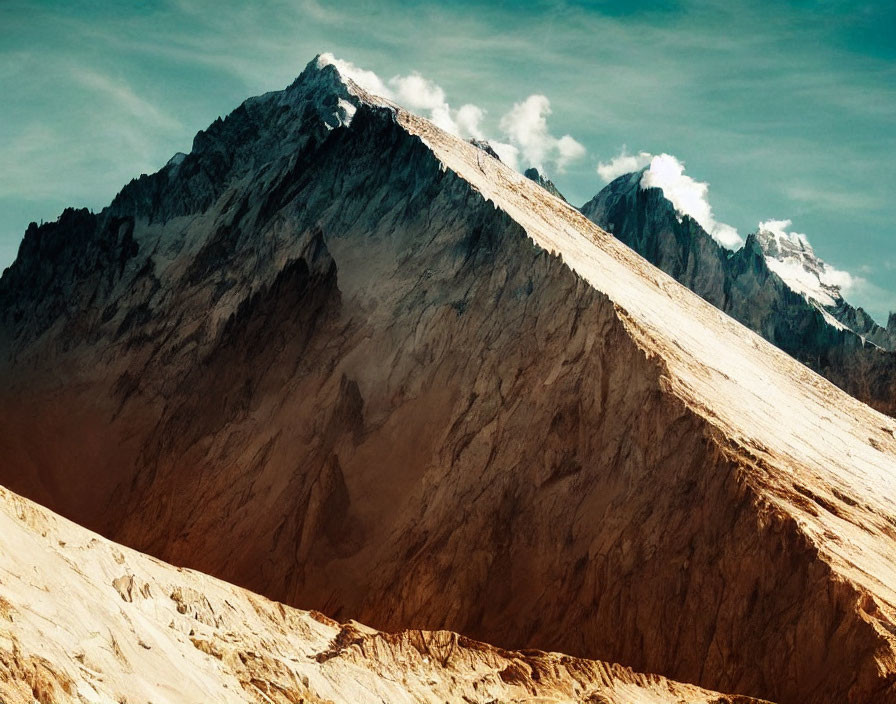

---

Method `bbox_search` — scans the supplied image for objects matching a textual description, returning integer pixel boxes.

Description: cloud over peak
[597,148,652,183]
[316,53,390,97]
[757,219,811,249]
[597,147,741,249]
[318,53,584,176]
[640,152,743,250]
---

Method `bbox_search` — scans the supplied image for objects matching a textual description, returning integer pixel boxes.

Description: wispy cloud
[71,68,182,132]
[784,184,885,212]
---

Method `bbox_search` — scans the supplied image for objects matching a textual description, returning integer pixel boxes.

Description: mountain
[581,170,896,416]
[2,54,896,704]
[0,483,766,704]
[524,166,567,201]
[756,223,896,349]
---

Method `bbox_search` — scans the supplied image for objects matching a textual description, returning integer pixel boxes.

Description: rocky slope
[1,55,896,704]
[581,171,896,416]
[0,484,764,704]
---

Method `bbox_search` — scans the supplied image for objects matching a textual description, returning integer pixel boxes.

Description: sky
[2,0,895,321]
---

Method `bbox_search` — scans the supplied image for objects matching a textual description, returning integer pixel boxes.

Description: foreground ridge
[0,484,764,704]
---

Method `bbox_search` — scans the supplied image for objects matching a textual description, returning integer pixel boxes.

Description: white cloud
[318,56,491,141]
[641,153,743,249]
[489,141,520,172]
[317,55,584,176]
[498,95,585,173]
[557,134,587,168]
[316,53,392,97]
[597,147,652,182]
[455,104,486,140]
[388,72,445,111]
[387,72,463,135]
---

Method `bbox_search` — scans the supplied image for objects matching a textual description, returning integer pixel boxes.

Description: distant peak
[756,221,814,259]
[755,220,845,307]
[524,167,567,202]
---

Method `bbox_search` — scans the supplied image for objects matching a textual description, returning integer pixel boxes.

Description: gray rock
[581,171,896,416]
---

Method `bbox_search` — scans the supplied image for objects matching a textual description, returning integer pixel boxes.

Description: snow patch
[337,98,357,126]
[757,219,854,308]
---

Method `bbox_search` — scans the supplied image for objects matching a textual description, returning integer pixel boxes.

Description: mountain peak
[524,167,567,202]
[278,54,369,128]
[4,52,896,704]
[755,221,844,307]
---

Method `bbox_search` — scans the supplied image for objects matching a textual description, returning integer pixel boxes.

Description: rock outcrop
[525,166,568,201]
[581,171,896,416]
[1,55,896,704]
[0,484,765,704]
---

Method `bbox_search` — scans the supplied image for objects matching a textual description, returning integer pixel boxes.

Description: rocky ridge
[1,55,895,704]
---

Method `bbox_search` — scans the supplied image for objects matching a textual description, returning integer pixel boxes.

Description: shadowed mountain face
[2,56,896,704]
[581,172,896,417]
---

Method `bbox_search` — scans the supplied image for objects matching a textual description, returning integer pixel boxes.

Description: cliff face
[581,172,896,416]
[0,484,765,704]
[1,56,896,704]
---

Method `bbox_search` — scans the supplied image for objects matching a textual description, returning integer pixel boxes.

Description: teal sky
[2,0,895,320]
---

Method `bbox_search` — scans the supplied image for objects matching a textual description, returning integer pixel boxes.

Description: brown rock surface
[0,484,765,704]
[1,58,896,703]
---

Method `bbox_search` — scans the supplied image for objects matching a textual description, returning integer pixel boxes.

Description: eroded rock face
[1,56,896,704]
[0,485,765,704]
[581,172,896,416]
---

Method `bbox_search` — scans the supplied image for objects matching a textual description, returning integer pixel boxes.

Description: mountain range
[577,169,896,417]
[1,54,895,704]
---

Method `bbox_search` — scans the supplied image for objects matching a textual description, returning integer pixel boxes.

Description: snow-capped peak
[277,54,382,131]
[315,53,388,98]
[756,219,848,307]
